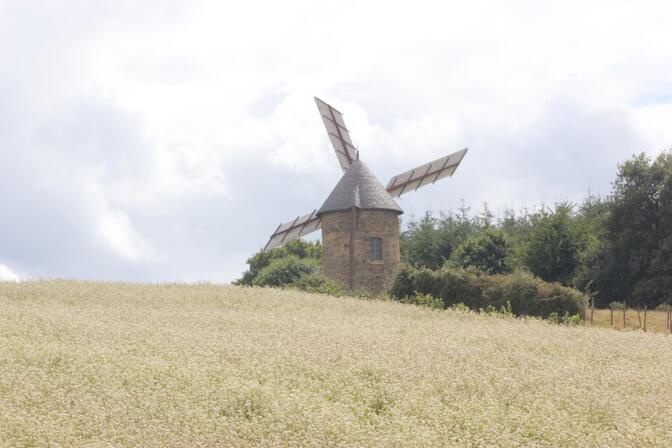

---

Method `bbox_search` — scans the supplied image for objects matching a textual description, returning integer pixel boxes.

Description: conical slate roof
[317,160,403,216]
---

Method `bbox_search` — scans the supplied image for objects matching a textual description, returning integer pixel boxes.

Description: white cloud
[631,104,672,154]
[1,0,672,281]
[0,264,20,282]
[83,180,153,264]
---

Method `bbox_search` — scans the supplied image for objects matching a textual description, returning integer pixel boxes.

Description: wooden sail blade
[385,148,468,198]
[315,97,359,172]
[263,210,322,251]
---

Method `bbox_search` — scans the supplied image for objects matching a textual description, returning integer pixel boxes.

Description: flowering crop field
[1,281,671,447]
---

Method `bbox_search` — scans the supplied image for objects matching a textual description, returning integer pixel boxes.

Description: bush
[548,311,583,326]
[434,267,501,310]
[490,271,586,318]
[252,256,319,287]
[289,273,343,296]
[237,240,322,286]
[402,293,444,310]
[389,266,587,319]
[389,264,417,299]
[449,302,470,312]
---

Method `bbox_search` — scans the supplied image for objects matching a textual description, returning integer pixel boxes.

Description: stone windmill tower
[264,98,468,293]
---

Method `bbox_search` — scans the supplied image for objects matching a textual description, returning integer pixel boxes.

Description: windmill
[263,97,468,293]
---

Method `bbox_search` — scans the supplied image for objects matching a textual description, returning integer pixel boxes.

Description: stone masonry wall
[321,209,401,294]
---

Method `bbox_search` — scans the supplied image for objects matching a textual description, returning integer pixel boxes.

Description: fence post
[610,308,613,328]
[623,302,626,330]
[643,306,647,332]
[637,307,642,329]
[590,295,594,325]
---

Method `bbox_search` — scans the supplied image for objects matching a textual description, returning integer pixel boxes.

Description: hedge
[390,265,586,318]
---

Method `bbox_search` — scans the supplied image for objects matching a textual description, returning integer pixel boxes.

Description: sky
[1,0,672,282]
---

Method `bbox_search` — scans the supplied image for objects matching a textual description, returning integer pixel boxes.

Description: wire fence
[586,303,672,334]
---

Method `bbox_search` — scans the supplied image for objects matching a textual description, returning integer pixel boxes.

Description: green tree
[400,207,476,269]
[400,212,444,269]
[524,203,581,285]
[572,194,610,292]
[500,207,534,269]
[237,240,322,285]
[476,202,494,229]
[582,151,672,306]
[252,256,320,287]
[447,228,513,274]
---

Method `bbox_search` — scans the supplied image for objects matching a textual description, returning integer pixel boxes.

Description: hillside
[1,281,671,447]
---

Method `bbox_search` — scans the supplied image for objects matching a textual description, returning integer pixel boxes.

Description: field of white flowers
[1,281,671,447]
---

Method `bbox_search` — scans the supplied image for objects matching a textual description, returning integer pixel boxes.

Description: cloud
[1,0,671,282]
[0,264,20,282]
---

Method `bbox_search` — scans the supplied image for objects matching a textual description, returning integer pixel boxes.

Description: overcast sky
[1,0,672,282]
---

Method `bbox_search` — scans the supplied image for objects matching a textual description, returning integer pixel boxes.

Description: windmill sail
[385,148,468,198]
[315,97,358,172]
[264,210,322,251]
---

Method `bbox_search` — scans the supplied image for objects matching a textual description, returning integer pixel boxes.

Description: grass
[587,308,671,334]
[1,280,671,447]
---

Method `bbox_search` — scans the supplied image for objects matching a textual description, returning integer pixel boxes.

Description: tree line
[401,151,672,308]
[238,151,672,310]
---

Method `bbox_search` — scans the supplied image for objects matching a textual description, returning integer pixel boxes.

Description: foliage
[390,266,586,319]
[401,292,444,310]
[400,206,474,270]
[449,302,470,312]
[398,151,672,308]
[399,212,446,270]
[289,273,343,296]
[547,311,583,326]
[251,256,319,287]
[488,270,587,318]
[484,300,513,317]
[524,203,582,285]
[655,303,671,311]
[239,152,672,309]
[447,228,514,274]
[237,240,322,286]
[580,151,672,307]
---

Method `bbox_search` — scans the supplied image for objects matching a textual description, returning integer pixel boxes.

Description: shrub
[411,268,442,298]
[609,301,626,311]
[490,271,586,318]
[406,266,500,310]
[434,267,501,310]
[403,293,444,310]
[449,302,470,312]
[252,256,319,287]
[389,264,417,299]
[289,273,343,296]
[237,240,322,285]
[548,311,583,326]
[389,266,587,319]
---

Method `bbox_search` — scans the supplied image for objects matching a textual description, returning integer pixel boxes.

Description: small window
[368,237,382,261]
